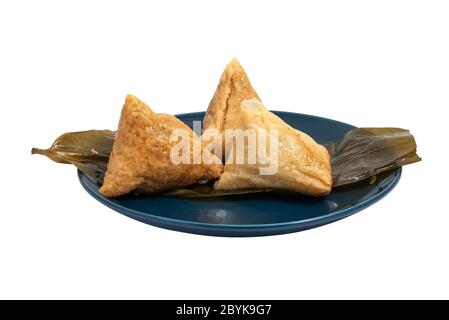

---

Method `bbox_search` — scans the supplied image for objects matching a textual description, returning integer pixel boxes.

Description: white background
[1,1,448,299]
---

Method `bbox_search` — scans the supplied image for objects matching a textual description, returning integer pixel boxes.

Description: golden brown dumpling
[214,98,332,196]
[203,58,260,137]
[99,95,222,197]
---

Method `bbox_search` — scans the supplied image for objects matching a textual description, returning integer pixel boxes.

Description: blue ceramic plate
[78,111,401,237]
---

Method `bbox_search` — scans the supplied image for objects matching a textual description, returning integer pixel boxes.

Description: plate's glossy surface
[78,111,401,237]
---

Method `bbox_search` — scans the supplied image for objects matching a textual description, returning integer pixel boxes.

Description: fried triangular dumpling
[214,98,332,196]
[203,58,260,135]
[99,95,222,197]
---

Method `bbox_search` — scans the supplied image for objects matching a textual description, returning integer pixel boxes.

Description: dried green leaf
[31,130,115,184]
[325,128,421,187]
[164,183,273,198]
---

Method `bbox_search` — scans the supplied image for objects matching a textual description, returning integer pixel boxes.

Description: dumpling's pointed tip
[125,94,139,105]
[226,58,244,71]
[229,57,241,65]
[222,58,254,86]
[122,94,154,114]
